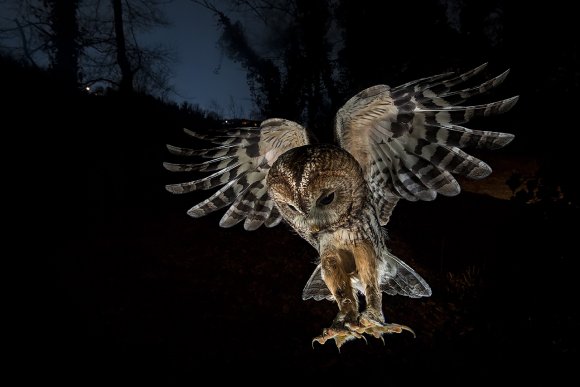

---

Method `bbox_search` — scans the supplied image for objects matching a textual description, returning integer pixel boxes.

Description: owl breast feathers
[164,63,517,348]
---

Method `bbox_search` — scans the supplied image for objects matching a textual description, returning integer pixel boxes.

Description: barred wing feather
[165,118,310,230]
[335,63,517,225]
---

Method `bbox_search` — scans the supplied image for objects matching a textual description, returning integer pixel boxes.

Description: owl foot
[348,314,416,344]
[312,327,366,351]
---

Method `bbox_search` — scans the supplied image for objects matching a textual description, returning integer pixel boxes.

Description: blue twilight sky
[0,0,253,116]
[150,1,253,117]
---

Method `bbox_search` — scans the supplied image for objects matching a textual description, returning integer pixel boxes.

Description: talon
[335,336,348,350]
[383,323,414,337]
[400,324,416,338]
[313,313,415,349]
[312,332,332,348]
[311,326,365,350]
[352,318,417,344]
[380,323,416,338]
[312,336,326,349]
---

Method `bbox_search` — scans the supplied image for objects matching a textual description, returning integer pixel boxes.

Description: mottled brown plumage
[164,63,518,349]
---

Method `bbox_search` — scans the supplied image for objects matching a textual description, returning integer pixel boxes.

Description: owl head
[267,144,368,234]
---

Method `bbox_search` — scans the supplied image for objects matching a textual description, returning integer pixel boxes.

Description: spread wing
[164,118,310,230]
[335,63,518,225]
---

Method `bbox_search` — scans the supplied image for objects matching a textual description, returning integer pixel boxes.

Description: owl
[164,63,517,349]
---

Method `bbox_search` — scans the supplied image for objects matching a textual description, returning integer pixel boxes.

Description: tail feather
[302,249,431,302]
[380,250,432,298]
[302,264,334,301]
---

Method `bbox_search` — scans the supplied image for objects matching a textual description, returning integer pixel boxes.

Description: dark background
[5,0,577,383]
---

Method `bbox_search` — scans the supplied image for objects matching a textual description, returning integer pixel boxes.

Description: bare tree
[195,0,338,133]
[79,0,174,96]
[112,0,134,93]
[46,0,80,91]
[79,0,173,95]
[0,0,80,91]
[0,1,48,65]
[226,94,245,118]
[0,0,173,96]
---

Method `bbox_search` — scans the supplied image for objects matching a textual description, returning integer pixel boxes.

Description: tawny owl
[164,63,517,349]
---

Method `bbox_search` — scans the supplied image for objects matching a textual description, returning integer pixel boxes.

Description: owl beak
[310,224,320,233]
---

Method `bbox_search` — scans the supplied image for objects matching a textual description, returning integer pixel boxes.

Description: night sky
[0,0,253,114]
[148,0,253,115]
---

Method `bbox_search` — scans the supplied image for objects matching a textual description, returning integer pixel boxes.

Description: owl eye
[318,192,335,206]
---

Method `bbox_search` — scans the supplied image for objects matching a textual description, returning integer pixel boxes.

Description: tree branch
[82,77,120,87]
[14,18,38,67]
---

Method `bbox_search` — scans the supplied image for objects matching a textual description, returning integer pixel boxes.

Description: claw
[400,324,416,338]
[334,335,348,351]
[312,327,365,350]
[354,317,416,344]
[313,317,416,350]
[365,322,416,341]
[381,323,415,338]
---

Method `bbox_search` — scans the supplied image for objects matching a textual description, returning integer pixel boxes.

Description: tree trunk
[112,0,134,94]
[47,0,79,92]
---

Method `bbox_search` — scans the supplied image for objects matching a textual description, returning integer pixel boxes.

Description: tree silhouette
[0,0,173,96]
[196,0,337,137]
[198,0,460,140]
[112,0,135,94]
[46,0,80,92]
[81,0,173,95]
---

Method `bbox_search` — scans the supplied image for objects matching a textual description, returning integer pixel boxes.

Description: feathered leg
[353,242,383,320]
[351,242,415,342]
[312,249,364,349]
